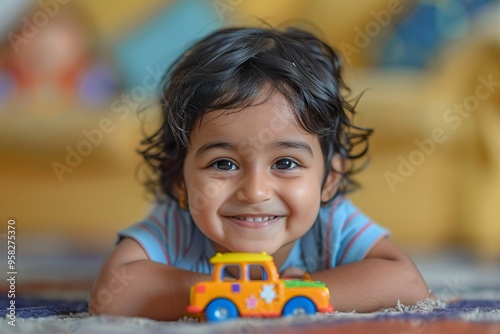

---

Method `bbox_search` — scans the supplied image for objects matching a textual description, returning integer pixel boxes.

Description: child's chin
[227,242,279,255]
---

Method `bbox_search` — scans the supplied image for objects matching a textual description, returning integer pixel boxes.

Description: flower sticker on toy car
[260,283,277,303]
[245,294,259,309]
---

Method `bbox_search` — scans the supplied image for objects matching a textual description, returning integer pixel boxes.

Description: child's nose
[236,167,273,204]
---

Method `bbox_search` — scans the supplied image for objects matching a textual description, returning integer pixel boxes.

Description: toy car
[186,252,334,321]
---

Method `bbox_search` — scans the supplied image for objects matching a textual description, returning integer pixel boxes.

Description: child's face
[182,92,332,256]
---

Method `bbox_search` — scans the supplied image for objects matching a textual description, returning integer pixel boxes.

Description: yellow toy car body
[186,252,334,321]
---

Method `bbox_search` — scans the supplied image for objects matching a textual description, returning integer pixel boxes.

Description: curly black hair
[139,26,372,204]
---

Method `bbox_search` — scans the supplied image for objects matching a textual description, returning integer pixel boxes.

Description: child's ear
[172,181,186,200]
[172,181,188,209]
[321,154,344,202]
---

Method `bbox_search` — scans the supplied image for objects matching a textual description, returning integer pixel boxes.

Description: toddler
[90,26,431,320]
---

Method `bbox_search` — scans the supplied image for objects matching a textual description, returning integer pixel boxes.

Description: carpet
[1,294,500,334]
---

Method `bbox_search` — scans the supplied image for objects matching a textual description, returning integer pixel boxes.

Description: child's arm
[89,238,211,321]
[305,238,432,312]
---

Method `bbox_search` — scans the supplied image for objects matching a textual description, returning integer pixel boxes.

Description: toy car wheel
[282,297,316,317]
[205,298,238,322]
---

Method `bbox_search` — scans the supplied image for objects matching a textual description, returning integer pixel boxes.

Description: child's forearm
[309,257,432,312]
[89,260,211,321]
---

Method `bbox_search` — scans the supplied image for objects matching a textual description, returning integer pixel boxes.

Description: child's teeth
[237,216,275,222]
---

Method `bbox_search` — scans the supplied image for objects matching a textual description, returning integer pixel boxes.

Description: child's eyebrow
[195,140,314,157]
[195,141,237,157]
[273,140,314,157]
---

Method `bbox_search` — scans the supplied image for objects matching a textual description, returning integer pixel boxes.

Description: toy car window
[221,265,241,281]
[248,265,268,280]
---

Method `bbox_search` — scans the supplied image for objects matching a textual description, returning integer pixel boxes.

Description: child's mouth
[233,215,278,222]
[227,215,282,228]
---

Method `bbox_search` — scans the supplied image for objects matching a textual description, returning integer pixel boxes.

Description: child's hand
[280,267,306,279]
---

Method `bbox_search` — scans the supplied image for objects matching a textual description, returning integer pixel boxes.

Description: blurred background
[1,0,499,294]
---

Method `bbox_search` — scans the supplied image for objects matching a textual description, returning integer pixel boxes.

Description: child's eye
[211,159,238,171]
[272,158,299,170]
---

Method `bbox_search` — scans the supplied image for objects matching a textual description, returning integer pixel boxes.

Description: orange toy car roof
[210,252,273,264]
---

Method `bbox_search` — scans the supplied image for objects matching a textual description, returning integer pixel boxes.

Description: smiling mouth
[226,215,283,228]
[233,216,278,222]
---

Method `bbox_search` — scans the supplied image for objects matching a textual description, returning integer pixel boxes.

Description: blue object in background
[114,0,223,94]
[78,63,119,108]
[0,72,15,106]
[379,0,496,68]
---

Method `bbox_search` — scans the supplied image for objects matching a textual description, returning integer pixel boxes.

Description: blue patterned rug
[0,296,88,318]
[1,295,499,320]
[1,295,499,334]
